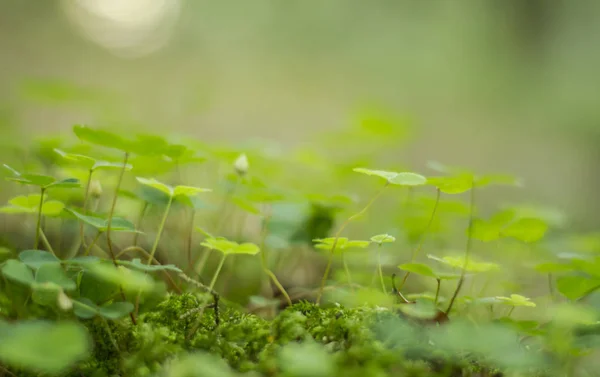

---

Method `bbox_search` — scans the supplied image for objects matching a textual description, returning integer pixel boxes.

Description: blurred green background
[1,0,599,229]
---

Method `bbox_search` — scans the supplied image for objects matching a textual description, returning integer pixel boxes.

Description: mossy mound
[38,293,534,377]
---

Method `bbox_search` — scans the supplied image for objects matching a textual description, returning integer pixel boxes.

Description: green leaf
[19,250,60,269]
[117,258,182,273]
[173,185,212,197]
[72,298,97,319]
[556,275,600,300]
[427,174,473,194]
[53,148,96,166]
[195,226,215,239]
[45,178,81,189]
[136,177,174,196]
[3,165,80,189]
[0,320,90,375]
[7,173,55,187]
[73,124,130,151]
[471,219,502,242]
[313,237,370,252]
[470,211,514,242]
[73,298,134,320]
[132,133,169,156]
[35,263,76,291]
[1,260,35,286]
[66,209,139,233]
[398,263,437,278]
[85,262,157,293]
[370,233,396,245]
[428,254,499,272]
[501,217,548,243]
[92,160,133,171]
[54,149,133,172]
[31,282,64,307]
[200,237,261,256]
[98,302,135,320]
[496,294,536,307]
[388,172,427,186]
[0,194,65,217]
[65,256,101,265]
[353,168,426,186]
[232,243,261,255]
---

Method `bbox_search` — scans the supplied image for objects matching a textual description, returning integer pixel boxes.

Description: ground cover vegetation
[0,117,599,377]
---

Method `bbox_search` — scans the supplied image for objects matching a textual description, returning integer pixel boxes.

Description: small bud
[57,290,73,311]
[90,179,103,198]
[233,153,249,176]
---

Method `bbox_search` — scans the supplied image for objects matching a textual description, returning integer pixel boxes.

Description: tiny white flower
[233,153,249,176]
[57,290,73,311]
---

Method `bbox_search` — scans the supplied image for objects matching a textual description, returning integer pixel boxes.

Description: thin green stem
[34,187,46,249]
[399,188,441,289]
[133,195,176,316]
[445,179,475,315]
[103,152,135,325]
[209,254,228,292]
[435,279,441,305]
[316,183,388,305]
[377,246,386,294]
[186,209,196,271]
[106,152,129,265]
[133,201,149,247]
[342,253,353,291]
[84,231,102,256]
[78,169,93,252]
[39,229,55,256]
[506,306,515,317]
[195,182,238,277]
[147,196,173,265]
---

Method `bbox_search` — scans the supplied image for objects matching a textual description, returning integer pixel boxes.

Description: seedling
[370,233,396,293]
[200,236,260,291]
[315,167,426,304]
[313,237,370,289]
[3,164,80,250]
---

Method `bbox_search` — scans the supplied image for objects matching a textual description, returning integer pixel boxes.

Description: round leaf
[1,260,35,286]
[98,302,135,320]
[35,263,77,291]
[370,234,396,244]
[117,258,182,273]
[427,174,473,194]
[136,177,174,197]
[495,294,536,308]
[73,124,130,151]
[501,218,548,243]
[173,185,212,197]
[398,263,438,279]
[19,250,60,269]
[353,168,397,181]
[556,276,600,301]
[0,320,90,375]
[388,172,427,186]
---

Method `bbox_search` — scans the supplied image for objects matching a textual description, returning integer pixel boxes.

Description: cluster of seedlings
[0,124,599,377]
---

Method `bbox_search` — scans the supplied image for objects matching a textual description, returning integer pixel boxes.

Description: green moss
[2,294,533,376]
